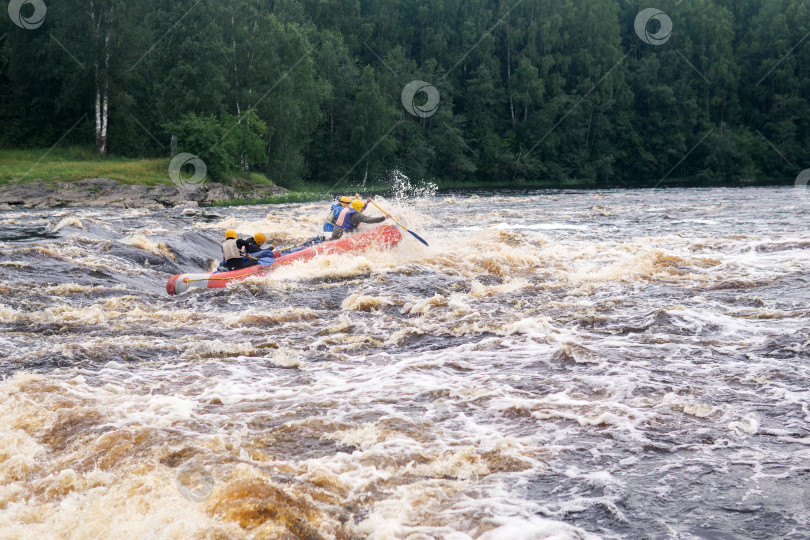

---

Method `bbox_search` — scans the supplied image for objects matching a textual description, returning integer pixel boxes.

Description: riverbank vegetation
[0,148,170,186]
[0,148,279,189]
[1,0,806,190]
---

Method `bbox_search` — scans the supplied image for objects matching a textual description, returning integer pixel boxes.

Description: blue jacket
[335,207,358,232]
[323,203,345,233]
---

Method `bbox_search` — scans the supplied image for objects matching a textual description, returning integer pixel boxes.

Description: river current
[0,187,808,539]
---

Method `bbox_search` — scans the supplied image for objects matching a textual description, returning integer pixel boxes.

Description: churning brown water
[0,187,808,539]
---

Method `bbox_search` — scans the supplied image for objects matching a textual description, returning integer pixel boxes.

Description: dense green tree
[165,110,267,180]
[345,65,399,184]
[1,0,806,186]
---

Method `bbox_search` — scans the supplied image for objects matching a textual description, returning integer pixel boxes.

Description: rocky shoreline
[0,178,289,209]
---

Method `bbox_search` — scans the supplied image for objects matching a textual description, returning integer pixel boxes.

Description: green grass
[210,191,328,206]
[248,172,274,185]
[0,146,173,186]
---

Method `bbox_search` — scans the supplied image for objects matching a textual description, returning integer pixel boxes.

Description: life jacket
[222,238,241,261]
[323,203,344,233]
[335,207,358,232]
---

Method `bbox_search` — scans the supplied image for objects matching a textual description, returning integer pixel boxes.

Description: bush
[164,111,267,182]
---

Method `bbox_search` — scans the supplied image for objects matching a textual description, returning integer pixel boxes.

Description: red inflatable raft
[166,224,402,295]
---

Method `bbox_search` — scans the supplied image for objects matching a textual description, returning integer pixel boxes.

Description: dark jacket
[240,237,268,254]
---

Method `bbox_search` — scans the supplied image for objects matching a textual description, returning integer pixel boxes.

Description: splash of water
[386,169,438,201]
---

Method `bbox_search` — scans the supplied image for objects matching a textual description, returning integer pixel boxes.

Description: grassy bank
[0,147,173,186]
[210,192,329,206]
[0,147,282,191]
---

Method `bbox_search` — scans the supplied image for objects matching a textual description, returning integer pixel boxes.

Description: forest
[2,0,808,189]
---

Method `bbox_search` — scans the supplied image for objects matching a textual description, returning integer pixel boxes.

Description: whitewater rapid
[0,187,808,539]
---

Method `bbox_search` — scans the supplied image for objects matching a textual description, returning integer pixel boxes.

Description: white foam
[460,222,590,231]
[478,515,598,540]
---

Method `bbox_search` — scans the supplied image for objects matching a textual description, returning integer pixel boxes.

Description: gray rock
[0,178,288,208]
[0,181,53,206]
[201,182,238,204]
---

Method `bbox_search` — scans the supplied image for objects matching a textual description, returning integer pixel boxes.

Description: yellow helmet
[225,229,237,239]
[351,199,364,212]
[254,232,267,245]
[339,196,351,205]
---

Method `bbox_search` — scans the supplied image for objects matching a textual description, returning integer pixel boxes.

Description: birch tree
[89,0,114,154]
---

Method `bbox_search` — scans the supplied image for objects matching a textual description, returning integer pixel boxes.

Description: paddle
[368,200,429,247]
[248,236,323,260]
[276,236,323,254]
[274,242,301,254]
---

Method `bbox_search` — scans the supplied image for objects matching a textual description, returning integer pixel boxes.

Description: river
[0,186,808,539]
